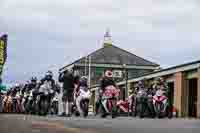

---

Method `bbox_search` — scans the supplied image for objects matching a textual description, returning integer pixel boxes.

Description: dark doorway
[122,87,126,100]
[168,82,174,105]
[119,86,125,100]
[167,82,174,116]
[188,78,197,118]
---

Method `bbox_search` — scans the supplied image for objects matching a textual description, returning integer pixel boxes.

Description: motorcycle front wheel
[155,103,162,118]
[0,96,3,113]
[139,103,145,118]
[111,99,117,119]
[83,100,89,117]
[99,101,107,118]
[52,101,58,115]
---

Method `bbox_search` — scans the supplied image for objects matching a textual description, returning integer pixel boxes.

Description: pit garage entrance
[188,78,197,118]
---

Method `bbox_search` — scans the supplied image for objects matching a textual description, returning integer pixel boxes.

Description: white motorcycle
[153,89,168,118]
[76,87,91,117]
[51,92,59,115]
[38,83,52,115]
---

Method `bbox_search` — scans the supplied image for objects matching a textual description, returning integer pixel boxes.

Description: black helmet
[45,71,53,77]
[31,77,37,82]
[80,76,88,86]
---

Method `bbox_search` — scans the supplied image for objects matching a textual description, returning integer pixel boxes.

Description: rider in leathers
[27,77,38,114]
[75,76,88,116]
[100,71,116,93]
[38,71,55,114]
[100,70,118,113]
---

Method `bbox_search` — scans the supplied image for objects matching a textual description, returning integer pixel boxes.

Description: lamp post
[123,64,128,100]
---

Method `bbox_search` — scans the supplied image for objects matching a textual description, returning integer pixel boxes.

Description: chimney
[103,29,112,47]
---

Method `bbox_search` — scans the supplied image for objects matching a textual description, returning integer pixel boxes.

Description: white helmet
[105,70,113,78]
[15,83,20,88]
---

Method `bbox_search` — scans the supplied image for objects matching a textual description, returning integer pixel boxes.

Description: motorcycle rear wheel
[99,103,107,118]
[111,100,117,119]
[139,103,145,118]
[83,102,89,117]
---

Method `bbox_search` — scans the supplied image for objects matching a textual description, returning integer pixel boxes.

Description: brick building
[114,60,200,118]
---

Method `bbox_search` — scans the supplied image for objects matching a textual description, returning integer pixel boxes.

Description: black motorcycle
[50,92,59,115]
[0,92,4,113]
[136,89,155,118]
[23,92,30,114]
[38,93,49,116]
[25,89,39,114]
[38,84,52,116]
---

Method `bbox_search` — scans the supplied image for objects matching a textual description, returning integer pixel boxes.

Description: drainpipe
[88,56,91,88]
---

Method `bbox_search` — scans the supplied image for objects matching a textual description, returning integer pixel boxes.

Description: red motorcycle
[116,99,129,115]
[100,85,120,118]
[116,94,136,116]
[153,89,168,118]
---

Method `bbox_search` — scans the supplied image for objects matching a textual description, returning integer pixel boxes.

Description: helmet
[45,71,53,77]
[15,83,20,88]
[31,77,37,82]
[138,80,145,88]
[80,76,88,86]
[105,70,113,78]
[80,76,87,82]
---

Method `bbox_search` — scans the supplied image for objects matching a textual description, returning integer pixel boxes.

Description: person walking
[58,69,74,117]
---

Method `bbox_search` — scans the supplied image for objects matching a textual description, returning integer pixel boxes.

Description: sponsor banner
[113,70,123,78]
[0,34,7,75]
[95,67,104,75]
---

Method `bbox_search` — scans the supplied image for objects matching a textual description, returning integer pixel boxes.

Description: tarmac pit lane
[31,121,100,133]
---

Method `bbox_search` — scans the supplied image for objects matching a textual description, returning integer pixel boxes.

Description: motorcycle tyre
[100,104,107,118]
[52,101,58,115]
[155,103,162,118]
[83,103,89,118]
[131,99,137,117]
[139,103,145,118]
[111,100,117,119]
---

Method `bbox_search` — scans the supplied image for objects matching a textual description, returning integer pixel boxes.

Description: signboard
[95,67,104,75]
[0,34,7,75]
[113,70,123,78]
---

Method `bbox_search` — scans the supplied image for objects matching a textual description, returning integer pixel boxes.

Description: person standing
[58,69,74,117]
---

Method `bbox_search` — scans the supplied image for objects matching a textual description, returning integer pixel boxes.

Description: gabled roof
[117,60,200,85]
[60,45,159,71]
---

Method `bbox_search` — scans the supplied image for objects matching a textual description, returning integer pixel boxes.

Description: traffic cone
[172,107,177,118]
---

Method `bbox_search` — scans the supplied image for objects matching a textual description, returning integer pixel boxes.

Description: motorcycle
[136,89,154,118]
[12,95,18,113]
[25,89,38,114]
[3,95,12,113]
[129,93,137,117]
[116,99,130,116]
[73,86,91,117]
[0,92,4,113]
[100,85,120,118]
[136,89,147,118]
[38,83,52,116]
[78,87,91,117]
[14,92,23,113]
[22,92,30,113]
[38,85,49,115]
[153,89,168,118]
[51,92,59,115]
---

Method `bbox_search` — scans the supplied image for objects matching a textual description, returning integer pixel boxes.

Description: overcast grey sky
[1,0,200,84]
